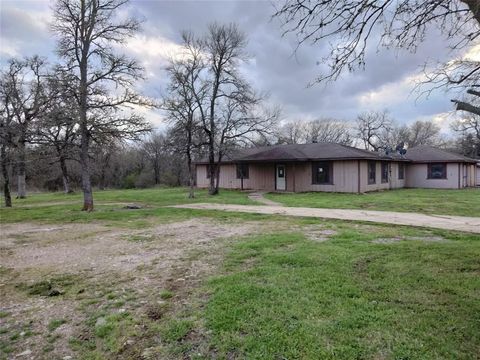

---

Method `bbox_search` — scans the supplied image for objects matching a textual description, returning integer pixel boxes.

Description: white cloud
[130,104,167,130]
[356,72,426,110]
[413,111,456,134]
[122,35,184,76]
[0,41,19,57]
[462,43,480,61]
[0,3,53,60]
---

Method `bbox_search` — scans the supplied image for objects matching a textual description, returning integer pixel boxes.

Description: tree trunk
[187,148,195,199]
[208,135,217,195]
[214,162,221,194]
[16,139,26,199]
[79,78,93,210]
[79,8,93,211]
[80,126,93,211]
[188,167,195,199]
[59,156,73,194]
[1,144,12,207]
[461,0,480,25]
[99,152,111,191]
[153,157,160,185]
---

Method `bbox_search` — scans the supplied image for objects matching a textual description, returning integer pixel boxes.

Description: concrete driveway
[171,203,480,234]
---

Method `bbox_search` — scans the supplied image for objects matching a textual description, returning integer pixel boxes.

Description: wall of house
[197,161,408,193]
[477,165,480,186]
[288,161,360,193]
[472,164,477,186]
[358,161,406,193]
[196,163,276,191]
[405,163,460,189]
[467,164,475,186]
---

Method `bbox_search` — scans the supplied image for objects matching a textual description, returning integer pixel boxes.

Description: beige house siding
[405,163,460,189]
[286,160,359,193]
[196,163,275,191]
[359,161,406,192]
[197,161,477,192]
[463,164,477,187]
[197,160,407,193]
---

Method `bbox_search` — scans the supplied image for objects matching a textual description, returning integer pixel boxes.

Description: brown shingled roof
[405,145,477,163]
[195,142,408,164]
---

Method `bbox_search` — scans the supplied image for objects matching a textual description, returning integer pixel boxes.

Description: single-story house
[195,143,478,193]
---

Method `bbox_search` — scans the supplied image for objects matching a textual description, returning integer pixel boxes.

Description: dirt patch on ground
[0,219,261,359]
[1,219,255,275]
[301,225,338,243]
[372,236,448,244]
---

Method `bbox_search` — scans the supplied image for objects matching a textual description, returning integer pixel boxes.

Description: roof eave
[409,159,477,164]
[196,157,413,164]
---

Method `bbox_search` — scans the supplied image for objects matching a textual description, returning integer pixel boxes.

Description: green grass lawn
[7,187,252,207]
[0,187,254,224]
[1,187,480,359]
[164,224,480,359]
[266,188,480,217]
[2,188,479,224]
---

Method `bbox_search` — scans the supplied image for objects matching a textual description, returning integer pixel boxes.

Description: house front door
[276,164,286,191]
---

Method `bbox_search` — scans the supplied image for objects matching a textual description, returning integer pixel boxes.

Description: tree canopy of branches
[276,120,306,144]
[162,35,206,198]
[0,56,52,200]
[355,110,443,151]
[274,0,480,117]
[166,23,278,196]
[356,110,393,151]
[275,118,352,145]
[452,113,480,157]
[52,0,152,211]
[407,120,442,147]
[34,74,79,194]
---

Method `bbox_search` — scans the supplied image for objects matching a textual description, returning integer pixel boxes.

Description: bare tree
[304,118,352,145]
[356,110,393,151]
[277,120,306,144]
[52,0,151,211]
[163,35,206,198]
[0,89,15,207]
[0,57,51,199]
[375,124,410,150]
[175,23,278,195]
[452,113,480,157]
[141,131,167,186]
[274,1,479,82]
[407,120,441,147]
[453,114,480,140]
[274,1,480,116]
[35,75,78,194]
[204,23,250,195]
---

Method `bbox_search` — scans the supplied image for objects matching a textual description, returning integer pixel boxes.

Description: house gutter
[357,160,361,194]
[458,163,461,189]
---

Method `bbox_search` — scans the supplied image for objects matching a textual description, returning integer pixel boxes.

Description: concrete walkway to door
[247,192,282,206]
[170,203,480,234]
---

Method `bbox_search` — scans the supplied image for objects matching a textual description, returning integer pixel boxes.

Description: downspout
[389,162,393,190]
[293,163,296,192]
[357,160,361,193]
[239,162,244,191]
[458,163,461,189]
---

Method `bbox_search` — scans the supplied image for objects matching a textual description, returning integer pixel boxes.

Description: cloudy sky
[0,0,476,134]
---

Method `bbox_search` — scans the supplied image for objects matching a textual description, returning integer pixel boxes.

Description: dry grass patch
[0,218,263,359]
